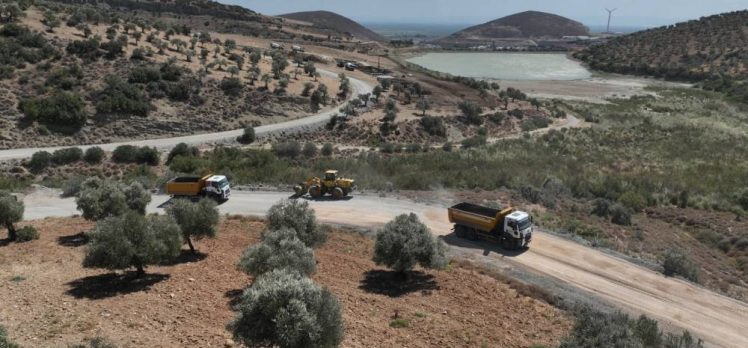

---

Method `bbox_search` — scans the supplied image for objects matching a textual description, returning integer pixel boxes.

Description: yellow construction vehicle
[293,170,355,199]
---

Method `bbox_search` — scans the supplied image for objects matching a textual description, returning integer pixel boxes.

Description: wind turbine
[606,8,617,33]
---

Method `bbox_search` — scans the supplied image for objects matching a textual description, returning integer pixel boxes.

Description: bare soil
[0,217,570,348]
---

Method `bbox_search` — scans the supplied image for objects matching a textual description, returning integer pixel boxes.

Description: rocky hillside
[574,10,748,102]
[280,10,385,42]
[438,11,588,46]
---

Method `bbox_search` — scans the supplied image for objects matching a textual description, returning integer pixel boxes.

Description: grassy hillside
[280,10,385,42]
[574,10,748,102]
[449,11,589,39]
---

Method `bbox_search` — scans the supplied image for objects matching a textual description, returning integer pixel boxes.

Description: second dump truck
[165,174,231,201]
[448,203,533,249]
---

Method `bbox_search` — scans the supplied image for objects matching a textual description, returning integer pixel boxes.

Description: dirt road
[20,189,748,348]
[0,70,372,161]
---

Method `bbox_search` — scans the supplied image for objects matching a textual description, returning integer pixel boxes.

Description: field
[0,217,570,347]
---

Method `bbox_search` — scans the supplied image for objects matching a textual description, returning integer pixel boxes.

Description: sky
[222,0,748,27]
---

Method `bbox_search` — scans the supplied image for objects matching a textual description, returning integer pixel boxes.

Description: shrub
[461,135,487,149]
[0,325,19,348]
[96,76,151,117]
[237,127,255,144]
[51,147,83,165]
[458,101,483,125]
[61,176,86,198]
[266,200,326,248]
[618,191,647,211]
[0,191,24,241]
[19,92,88,129]
[28,150,52,173]
[136,146,160,166]
[165,198,219,253]
[521,116,551,132]
[373,213,447,275]
[75,178,151,221]
[302,142,318,158]
[220,77,243,96]
[405,143,421,153]
[84,147,106,164]
[662,249,700,283]
[230,269,344,348]
[168,155,207,174]
[442,142,453,152]
[237,228,316,277]
[128,66,161,84]
[272,141,301,158]
[16,225,39,242]
[83,211,182,276]
[560,305,703,348]
[321,143,334,157]
[591,198,612,218]
[610,204,633,226]
[420,116,446,136]
[166,143,199,164]
[111,145,160,165]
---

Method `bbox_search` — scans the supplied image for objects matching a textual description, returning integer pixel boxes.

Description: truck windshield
[518,218,532,230]
[218,178,229,188]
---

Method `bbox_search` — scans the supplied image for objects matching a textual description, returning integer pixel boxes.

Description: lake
[407,52,592,81]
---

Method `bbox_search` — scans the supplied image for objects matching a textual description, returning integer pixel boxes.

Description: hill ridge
[280,10,385,42]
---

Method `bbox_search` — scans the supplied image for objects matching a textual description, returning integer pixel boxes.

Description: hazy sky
[223,0,748,27]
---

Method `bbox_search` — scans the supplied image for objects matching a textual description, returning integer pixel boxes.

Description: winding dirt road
[20,189,748,348]
[0,70,372,161]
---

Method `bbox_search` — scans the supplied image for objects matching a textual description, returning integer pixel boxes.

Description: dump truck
[448,203,533,249]
[293,170,355,199]
[165,174,231,201]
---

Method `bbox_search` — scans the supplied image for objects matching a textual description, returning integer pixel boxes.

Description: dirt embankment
[0,217,570,348]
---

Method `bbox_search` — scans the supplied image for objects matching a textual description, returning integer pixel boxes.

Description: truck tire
[293,185,305,196]
[309,185,322,198]
[332,187,344,199]
[454,225,467,238]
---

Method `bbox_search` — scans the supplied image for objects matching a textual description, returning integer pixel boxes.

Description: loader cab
[324,170,338,182]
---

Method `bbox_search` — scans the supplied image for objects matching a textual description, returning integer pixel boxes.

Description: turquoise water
[407,52,592,81]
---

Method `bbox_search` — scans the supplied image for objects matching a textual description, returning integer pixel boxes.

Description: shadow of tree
[159,250,208,266]
[225,288,244,309]
[359,270,439,297]
[57,232,89,247]
[0,238,10,247]
[66,272,170,300]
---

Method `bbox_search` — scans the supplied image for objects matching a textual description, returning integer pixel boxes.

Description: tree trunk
[186,236,196,253]
[133,257,145,277]
[6,222,16,241]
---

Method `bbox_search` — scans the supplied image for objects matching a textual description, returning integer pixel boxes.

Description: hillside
[280,11,385,42]
[436,11,589,46]
[574,10,748,102]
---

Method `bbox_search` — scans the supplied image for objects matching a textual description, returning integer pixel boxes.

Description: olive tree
[0,192,23,241]
[75,178,151,221]
[231,269,343,348]
[165,198,219,253]
[266,200,326,248]
[83,211,182,276]
[373,213,447,275]
[237,228,316,277]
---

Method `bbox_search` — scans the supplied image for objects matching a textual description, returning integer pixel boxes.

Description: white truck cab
[205,175,231,200]
[505,211,533,247]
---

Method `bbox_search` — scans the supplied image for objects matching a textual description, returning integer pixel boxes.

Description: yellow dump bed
[448,203,513,233]
[165,174,212,196]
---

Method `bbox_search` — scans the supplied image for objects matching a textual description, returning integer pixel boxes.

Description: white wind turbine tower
[606,8,617,33]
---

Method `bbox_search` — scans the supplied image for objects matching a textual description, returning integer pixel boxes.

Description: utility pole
[606,8,617,33]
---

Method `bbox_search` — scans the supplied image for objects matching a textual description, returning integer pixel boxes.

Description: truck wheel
[332,187,344,200]
[467,229,478,241]
[455,225,466,238]
[309,185,322,199]
[293,185,305,196]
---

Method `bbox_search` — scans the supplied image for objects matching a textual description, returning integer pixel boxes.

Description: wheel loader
[293,170,355,199]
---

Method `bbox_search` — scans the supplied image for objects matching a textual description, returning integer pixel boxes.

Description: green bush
[662,249,700,283]
[236,127,255,145]
[272,141,301,158]
[618,191,647,211]
[238,228,316,277]
[0,325,20,348]
[19,92,88,129]
[461,135,487,149]
[166,143,199,164]
[521,116,551,132]
[61,176,86,198]
[266,200,326,248]
[84,147,106,164]
[220,77,243,96]
[610,204,633,226]
[16,225,39,242]
[128,66,161,84]
[458,101,483,125]
[111,145,160,165]
[28,150,52,173]
[75,178,151,221]
[51,147,83,166]
[168,155,207,174]
[95,76,151,117]
[136,146,160,166]
[420,116,446,136]
[302,143,318,158]
[83,212,182,275]
[373,213,447,274]
[230,269,343,348]
[165,198,219,253]
[0,191,24,242]
[321,143,334,157]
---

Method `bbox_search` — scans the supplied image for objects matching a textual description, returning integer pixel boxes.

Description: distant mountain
[280,11,385,42]
[441,11,589,43]
[575,10,748,102]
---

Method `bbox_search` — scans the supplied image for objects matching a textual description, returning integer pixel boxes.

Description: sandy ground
[0,217,570,347]
[15,189,748,348]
